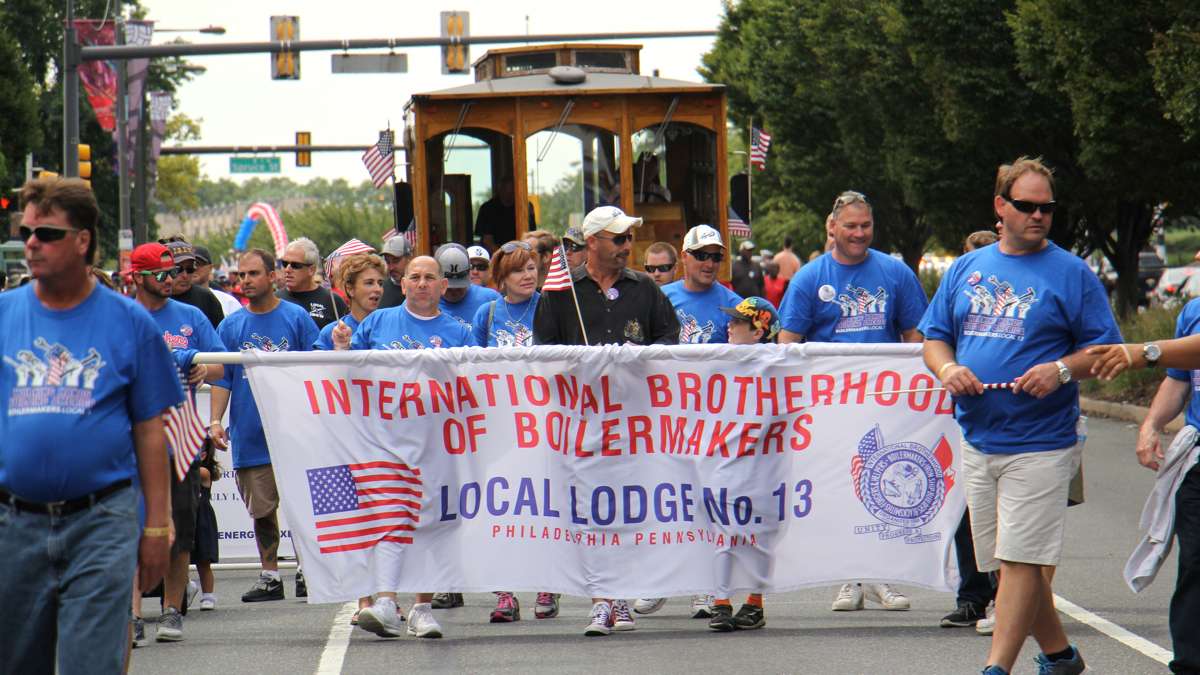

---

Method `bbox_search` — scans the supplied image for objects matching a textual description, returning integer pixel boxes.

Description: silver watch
[1144,342,1162,367]
[1054,360,1071,384]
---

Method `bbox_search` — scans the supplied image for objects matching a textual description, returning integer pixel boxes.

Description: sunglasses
[278,260,312,270]
[644,264,674,274]
[565,242,586,253]
[1003,196,1057,215]
[138,268,180,283]
[500,241,532,254]
[471,262,490,272]
[688,250,725,263]
[595,233,633,246]
[178,264,196,274]
[20,225,79,243]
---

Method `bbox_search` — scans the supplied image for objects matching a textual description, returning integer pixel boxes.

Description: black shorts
[170,462,200,557]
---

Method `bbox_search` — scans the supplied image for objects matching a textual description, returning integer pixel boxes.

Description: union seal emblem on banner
[851,425,955,544]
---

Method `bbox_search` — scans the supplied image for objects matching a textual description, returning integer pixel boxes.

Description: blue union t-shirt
[1167,298,1200,429]
[919,242,1122,454]
[215,300,318,469]
[313,314,361,351]
[440,284,502,329]
[779,249,927,342]
[661,281,743,344]
[472,293,539,347]
[150,299,224,356]
[352,305,473,350]
[0,283,183,501]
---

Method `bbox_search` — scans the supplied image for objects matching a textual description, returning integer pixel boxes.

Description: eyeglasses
[471,262,490,272]
[644,264,674,274]
[595,233,633,246]
[20,225,80,243]
[278,260,312,270]
[1003,196,1057,215]
[178,264,196,274]
[688,250,725,263]
[499,241,532,254]
[138,268,180,283]
[565,241,586,253]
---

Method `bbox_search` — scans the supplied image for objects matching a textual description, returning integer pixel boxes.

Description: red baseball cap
[131,243,175,272]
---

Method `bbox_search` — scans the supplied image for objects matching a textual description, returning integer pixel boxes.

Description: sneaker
[185,580,200,609]
[1033,645,1087,675]
[732,603,765,630]
[407,603,443,638]
[131,617,147,648]
[199,594,216,611]
[534,592,560,619]
[831,583,864,611]
[708,604,735,632]
[584,602,612,636]
[490,592,521,623]
[611,600,636,631]
[156,606,183,642]
[982,667,1009,675]
[690,594,715,618]
[865,583,910,610]
[358,597,405,638]
[241,573,284,603]
[976,602,996,636]
[431,592,464,609]
[941,601,986,627]
[634,597,667,615]
[350,609,360,626]
[295,570,308,599]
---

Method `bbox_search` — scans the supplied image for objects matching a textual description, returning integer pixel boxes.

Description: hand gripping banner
[242,343,963,604]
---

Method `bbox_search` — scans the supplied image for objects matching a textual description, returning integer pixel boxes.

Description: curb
[1079,396,1185,433]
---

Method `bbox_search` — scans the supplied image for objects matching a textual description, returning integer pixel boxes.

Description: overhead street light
[155,25,226,34]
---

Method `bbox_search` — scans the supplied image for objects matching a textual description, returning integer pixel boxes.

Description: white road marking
[315,602,358,674]
[1054,593,1173,665]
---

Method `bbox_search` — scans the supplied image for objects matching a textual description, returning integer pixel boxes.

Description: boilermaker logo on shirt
[3,338,107,416]
[961,273,1038,341]
[241,333,290,352]
[496,321,533,347]
[827,285,888,334]
[676,310,716,344]
[388,335,445,350]
[308,303,328,320]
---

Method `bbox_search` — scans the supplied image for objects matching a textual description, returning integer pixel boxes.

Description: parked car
[1153,264,1200,305]
[1139,250,1167,303]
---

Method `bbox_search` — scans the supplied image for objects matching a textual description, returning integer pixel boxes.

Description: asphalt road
[129,416,1177,675]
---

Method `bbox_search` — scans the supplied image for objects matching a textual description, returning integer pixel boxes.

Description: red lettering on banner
[574,419,592,458]
[456,376,479,409]
[556,375,579,410]
[733,376,754,415]
[661,415,686,454]
[737,422,762,456]
[429,379,455,414]
[874,370,901,406]
[525,376,551,406]
[323,379,350,414]
[791,413,813,451]
[601,376,623,413]
[304,380,319,414]
[811,374,835,405]
[547,412,566,454]
[705,374,726,414]
[515,412,538,447]
[351,379,372,417]
[580,385,599,415]
[935,389,954,415]
[378,381,396,420]
[706,420,737,458]
[685,420,706,455]
[842,371,868,405]
[679,372,701,411]
[627,415,652,454]
[398,382,424,418]
[443,418,466,454]
[600,419,621,456]
[756,376,779,416]
[908,374,936,411]
[466,414,486,452]
[762,420,787,454]
[477,373,499,406]
[784,375,805,413]
[505,374,520,406]
[647,374,671,407]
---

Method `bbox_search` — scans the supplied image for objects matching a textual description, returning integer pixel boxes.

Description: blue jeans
[0,485,139,675]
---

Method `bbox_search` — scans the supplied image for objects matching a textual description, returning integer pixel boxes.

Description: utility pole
[63,0,79,176]
[116,1,133,241]
[134,85,148,243]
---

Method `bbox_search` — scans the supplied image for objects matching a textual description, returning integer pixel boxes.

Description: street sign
[331,53,408,74]
[230,157,281,174]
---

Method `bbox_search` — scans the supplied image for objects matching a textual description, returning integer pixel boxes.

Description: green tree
[0,14,42,192]
[154,114,202,215]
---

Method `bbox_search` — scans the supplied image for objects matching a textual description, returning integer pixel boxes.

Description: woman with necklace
[471,241,540,348]
[313,253,385,351]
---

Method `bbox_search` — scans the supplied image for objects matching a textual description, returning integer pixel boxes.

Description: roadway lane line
[1054,593,1173,665]
[315,602,358,674]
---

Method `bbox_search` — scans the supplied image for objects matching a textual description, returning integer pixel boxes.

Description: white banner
[243,344,963,604]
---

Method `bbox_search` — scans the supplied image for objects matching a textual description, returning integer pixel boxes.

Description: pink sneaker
[490,592,521,623]
[534,592,560,619]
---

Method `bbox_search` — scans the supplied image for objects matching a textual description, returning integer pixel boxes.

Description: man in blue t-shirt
[919,158,1120,675]
[130,242,226,641]
[778,190,926,615]
[0,178,183,673]
[662,225,742,345]
[435,243,500,329]
[208,249,318,605]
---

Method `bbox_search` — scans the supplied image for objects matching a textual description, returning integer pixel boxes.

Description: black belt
[0,479,132,517]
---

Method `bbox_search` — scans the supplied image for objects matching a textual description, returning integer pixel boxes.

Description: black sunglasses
[688,250,725,263]
[1004,196,1057,215]
[138,268,180,283]
[644,264,674,274]
[596,233,633,246]
[565,241,586,252]
[20,225,79,243]
[471,262,490,272]
[278,260,312,270]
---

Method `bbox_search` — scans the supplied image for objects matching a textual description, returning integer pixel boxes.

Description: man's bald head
[402,256,448,316]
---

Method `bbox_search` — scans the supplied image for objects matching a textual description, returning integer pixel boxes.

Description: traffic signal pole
[63,0,79,177]
[115,0,133,241]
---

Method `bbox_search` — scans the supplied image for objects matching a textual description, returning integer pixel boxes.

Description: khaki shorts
[962,440,1081,571]
[234,465,279,520]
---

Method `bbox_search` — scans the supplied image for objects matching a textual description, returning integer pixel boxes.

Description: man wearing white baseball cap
[467,246,492,287]
[661,225,742,345]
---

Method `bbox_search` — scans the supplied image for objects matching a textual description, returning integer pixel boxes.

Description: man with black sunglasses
[276,238,347,330]
[662,225,743,345]
[563,227,588,269]
[643,242,677,287]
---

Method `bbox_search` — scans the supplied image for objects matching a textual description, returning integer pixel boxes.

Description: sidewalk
[1080,397,1184,433]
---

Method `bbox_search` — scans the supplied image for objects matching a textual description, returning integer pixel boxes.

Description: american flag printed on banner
[540,243,573,292]
[164,367,207,481]
[308,461,423,554]
[750,127,772,170]
[362,130,395,189]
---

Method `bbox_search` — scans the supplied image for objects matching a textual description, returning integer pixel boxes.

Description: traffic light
[271,16,300,80]
[295,131,311,167]
[77,145,92,188]
[441,11,470,75]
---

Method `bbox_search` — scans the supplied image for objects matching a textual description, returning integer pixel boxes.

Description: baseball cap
[164,240,195,263]
[467,245,490,262]
[681,224,725,252]
[739,240,756,252]
[563,226,586,245]
[720,297,781,342]
[434,243,471,288]
[131,243,174,272]
[381,235,413,258]
[581,206,643,238]
[192,245,212,265]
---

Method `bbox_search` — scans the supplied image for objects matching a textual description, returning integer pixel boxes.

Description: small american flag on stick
[362,130,395,189]
[164,366,207,481]
[308,461,423,554]
[540,244,573,292]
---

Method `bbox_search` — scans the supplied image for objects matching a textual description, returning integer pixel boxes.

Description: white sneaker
[633,597,666,615]
[407,603,443,638]
[358,597,405,638]
[690,594,715,618]
[199,594,217,611]
[976,602,995,635]
[584,602,612,636]
[611,600,636,631]
[865,583,910,610]
[831,583,864,611]
[185,580,200,609]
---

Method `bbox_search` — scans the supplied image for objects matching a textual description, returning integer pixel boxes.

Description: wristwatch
[1143,342,1162,367]
[1054,360,1071,384]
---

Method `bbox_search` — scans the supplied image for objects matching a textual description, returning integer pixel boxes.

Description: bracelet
[142,526,170,537]
[209,420,222,427]
[937,362,958,379]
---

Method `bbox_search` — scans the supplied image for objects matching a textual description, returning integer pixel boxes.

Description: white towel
[1124,425,1200,593]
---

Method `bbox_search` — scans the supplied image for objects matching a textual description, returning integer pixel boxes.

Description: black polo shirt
[533,265,680,346]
